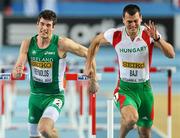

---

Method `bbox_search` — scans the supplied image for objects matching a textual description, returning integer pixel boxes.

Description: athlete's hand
[12,64,24,79]
[144,20,159,40]
[88,79,99,94]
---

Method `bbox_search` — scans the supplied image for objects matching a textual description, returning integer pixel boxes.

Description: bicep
[16,40,29,65]
[92,33,110,48]
[59,37,88,57]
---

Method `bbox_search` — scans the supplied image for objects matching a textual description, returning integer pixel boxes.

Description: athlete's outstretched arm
[85,33,110,77]
[58,37,99,93]
[154,37,175,58]
[58,37,88,58]
[12,39,30,78]
[144,20,175,58]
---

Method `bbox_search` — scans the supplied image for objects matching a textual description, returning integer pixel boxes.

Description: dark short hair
[37,9,57,26]
[123,4,141,17]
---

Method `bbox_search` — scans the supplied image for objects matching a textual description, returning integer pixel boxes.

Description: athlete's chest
[115,37,149,59]
[29,44,59,61]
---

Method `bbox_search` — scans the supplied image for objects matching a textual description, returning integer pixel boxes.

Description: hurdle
[106,66,176,138]
[0,67,176,138]
[0,80,5,138]
[0,72,101,138]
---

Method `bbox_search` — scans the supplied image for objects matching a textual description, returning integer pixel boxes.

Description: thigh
[137,84,154,128]
[47,93,65,114]
[113,87,139,111]
[28,95,44,124]
[121,105,139,122]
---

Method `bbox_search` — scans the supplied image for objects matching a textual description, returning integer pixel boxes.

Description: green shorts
[114,79,154,128]
[28,91,65,124]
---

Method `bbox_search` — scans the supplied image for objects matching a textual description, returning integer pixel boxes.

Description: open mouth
[41,31,48,35]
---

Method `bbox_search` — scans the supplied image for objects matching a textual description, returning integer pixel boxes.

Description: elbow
[169,53,175,59]
[171,51,175,58]
[83,49,88,58]
[84,53,88,58]
[167,51,175,59]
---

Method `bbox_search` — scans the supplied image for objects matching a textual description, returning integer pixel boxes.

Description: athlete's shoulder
[139,25,153,45]
[116,26,124,32]
[105,27,123,34]
[140,25,146,30]
[58,36,69,45]
[22,38,31,46]
[57,36,73,50]
[103,27,124,46]
[20,38,32,53]
[140,25,148,34]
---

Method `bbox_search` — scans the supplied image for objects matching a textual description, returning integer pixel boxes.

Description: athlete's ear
[139,14,142,24]
[122,17,126,25]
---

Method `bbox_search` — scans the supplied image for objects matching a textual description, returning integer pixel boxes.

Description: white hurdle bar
[0,72,102,81]
[107,99,114,138]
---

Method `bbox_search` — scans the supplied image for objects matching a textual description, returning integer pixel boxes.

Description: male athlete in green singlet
[12,10,98,138]
[85,4,175,138]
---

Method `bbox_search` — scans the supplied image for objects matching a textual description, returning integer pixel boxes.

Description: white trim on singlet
[58,58,66,90]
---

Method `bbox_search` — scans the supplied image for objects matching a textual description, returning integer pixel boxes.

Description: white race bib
[31,61,53,83]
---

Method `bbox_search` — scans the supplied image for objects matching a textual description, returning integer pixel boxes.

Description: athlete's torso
[27,34,66,94]
[104,26,154,83]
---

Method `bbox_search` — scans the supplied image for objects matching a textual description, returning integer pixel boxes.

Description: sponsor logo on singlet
[31,60,53,83]
[122,61,145,69]
[44,51,55,55]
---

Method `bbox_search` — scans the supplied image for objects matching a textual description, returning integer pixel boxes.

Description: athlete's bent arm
[85,33,110,76]
[154,38,175,58]
[58,37,99,93]
[144,20,175,58]
[12,39,30,78]
[58,37,88,58]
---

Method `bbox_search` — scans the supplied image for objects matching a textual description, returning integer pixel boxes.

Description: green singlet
[27,34,65,123]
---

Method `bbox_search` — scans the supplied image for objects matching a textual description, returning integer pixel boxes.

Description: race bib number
[120,60,148,82]
[31,61,53,83]
[130,70,138,77]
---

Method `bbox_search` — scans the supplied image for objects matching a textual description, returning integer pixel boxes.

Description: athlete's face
[37,18,54,39]
[123,12,142,36]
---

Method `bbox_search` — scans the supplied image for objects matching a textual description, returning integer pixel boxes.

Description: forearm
[14,54,27,68]
[12,54,27,78]
[14,39,29,67]
[86,42,100,69]
[91,59,97,80]
[155,39,175,58]
[89,60,99,93]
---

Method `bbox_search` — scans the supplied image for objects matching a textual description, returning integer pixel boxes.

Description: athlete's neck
[125,27,139,41]
[37,34,52,48]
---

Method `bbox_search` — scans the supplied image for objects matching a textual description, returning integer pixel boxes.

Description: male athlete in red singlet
[85,4,175,138]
